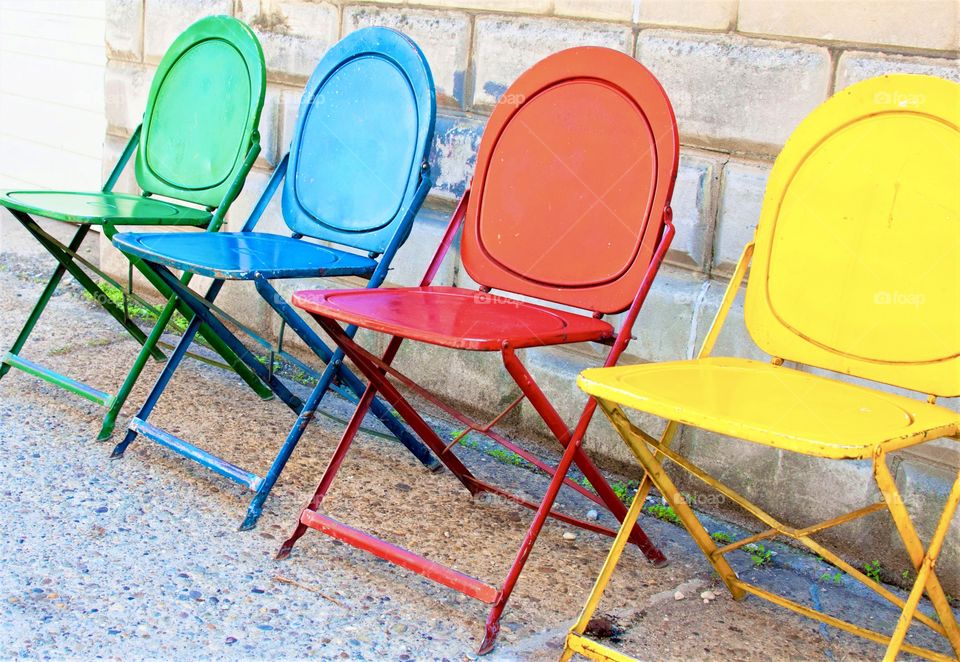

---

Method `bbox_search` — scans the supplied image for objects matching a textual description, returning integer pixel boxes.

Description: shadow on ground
[0,245,956,661]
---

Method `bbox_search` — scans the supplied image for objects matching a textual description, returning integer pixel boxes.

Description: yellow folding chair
[561,74,960,662]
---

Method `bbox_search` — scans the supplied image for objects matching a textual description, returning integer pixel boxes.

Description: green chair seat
[0,191,211,226]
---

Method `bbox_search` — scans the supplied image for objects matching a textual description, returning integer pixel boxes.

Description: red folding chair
[277,47,679,653]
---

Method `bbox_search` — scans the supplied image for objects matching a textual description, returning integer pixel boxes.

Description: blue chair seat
[113,231,377,280]
[0,191,212,226]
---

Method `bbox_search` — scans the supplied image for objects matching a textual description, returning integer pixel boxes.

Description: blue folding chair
[109,27,440,529]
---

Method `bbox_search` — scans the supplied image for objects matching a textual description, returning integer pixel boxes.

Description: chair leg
[479,405,602,654]
[874,452,960,659]
[254,277,438,470]
[563,453,651,659]
[240,355,340,531]
[14,213,164,360]
[0,222,89,381]
[98,295,183,441]
[279,320,480,559]
[501,348,666,566]
[315,317,476,486]
[601,401,744,600]
[149,265,304,414]
[110,287,216,458]
[100,222,274,403]
[277,381,379,559]
[477,355,666,654]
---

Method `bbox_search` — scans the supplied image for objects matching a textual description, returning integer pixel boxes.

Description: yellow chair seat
[579,357,959,460]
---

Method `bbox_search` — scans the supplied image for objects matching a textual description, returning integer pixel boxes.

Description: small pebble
[700,590,717,603]
[585,509,599,521]
[674,590,685,601]
[562,531,577,541]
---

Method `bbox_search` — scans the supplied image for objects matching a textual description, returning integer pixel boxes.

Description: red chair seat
[293,286,615,350]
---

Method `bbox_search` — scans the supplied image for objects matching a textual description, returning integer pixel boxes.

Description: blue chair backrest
[280,27,436,254]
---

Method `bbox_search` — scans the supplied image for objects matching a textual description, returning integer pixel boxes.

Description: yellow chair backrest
[745,75,960,397]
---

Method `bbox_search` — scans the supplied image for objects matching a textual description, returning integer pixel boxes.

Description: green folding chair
[0,15,271,440]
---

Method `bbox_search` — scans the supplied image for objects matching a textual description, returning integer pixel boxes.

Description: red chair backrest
[461,47,679,315]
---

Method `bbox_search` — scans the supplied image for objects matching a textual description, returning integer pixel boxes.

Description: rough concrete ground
[0,236,957,661]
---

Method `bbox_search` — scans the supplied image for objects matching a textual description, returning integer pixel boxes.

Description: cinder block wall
[102,0,959,590]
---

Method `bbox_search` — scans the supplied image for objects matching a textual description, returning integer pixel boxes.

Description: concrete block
[211,279,272,341]
[903,438,960,473]
[224,167,285,234]
[519,345,669,470]
[266,275,353,355]
[101,133,140,196]
[256,85,284,170]
[343,5,471,107]
[637,0,737,30]
[143,0,233,64]
[384,207,459,288]
[893,458,959,593]
[739,0,958,52]
[691,277,770,361]
[104,60,153,137]
[637,30,831,154]
[278,87,302,159]
[472,16,633,107]
[554,0,632,22]
[238,0,339,84]
[520,345,615,453]
[677,427,784,511]
[264,279,401,377]
[668,150,722,271]
[106,0,143,62]
[427,113,485,204]
[836,51,960,91]
[406,0,551,12]
[774,454,879,538]
[392,342,522,425]
[621,267,708,363]
[98,223,206,300]
[713,159,770,276]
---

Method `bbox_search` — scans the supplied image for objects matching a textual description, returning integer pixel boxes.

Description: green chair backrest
[135,15,266,209]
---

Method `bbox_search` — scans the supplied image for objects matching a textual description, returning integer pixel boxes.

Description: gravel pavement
[0,242,957,661]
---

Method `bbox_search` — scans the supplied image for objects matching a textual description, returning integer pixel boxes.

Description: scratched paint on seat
[291,286,615,350]
[113,232,377,280]
[579,357,959,459]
